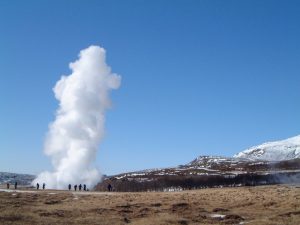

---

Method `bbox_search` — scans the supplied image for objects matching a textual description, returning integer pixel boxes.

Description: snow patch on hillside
[234,135,300,161]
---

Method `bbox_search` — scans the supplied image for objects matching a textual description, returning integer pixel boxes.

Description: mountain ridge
[234,135,300,161]
[96,135,300,191]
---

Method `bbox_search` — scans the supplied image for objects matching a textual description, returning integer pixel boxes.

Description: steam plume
[33,45,121,189]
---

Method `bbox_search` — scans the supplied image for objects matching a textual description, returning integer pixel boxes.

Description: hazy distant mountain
[234,135,300,161]
[0,172,35,185]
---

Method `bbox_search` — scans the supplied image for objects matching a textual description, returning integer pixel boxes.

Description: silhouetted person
[83,184,86,191]
[36,183,40,190]
[74,185,77,191]
[68,184,71,191]
[14,182,17,189]
[7,183,10,189]
[107,184,112,192]
[43,183,45,190]
[79,184,82,191]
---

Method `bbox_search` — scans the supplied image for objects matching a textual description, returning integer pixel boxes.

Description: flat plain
[0,185,299,225]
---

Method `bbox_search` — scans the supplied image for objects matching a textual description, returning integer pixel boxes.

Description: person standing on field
[107,184,112,192]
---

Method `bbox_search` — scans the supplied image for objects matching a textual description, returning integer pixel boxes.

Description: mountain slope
[95,156,300,192]
[234,135,300,161]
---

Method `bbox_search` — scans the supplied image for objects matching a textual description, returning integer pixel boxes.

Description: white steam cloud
[33,45,121,189]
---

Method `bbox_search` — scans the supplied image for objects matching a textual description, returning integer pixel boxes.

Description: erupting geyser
[33,45,121,189]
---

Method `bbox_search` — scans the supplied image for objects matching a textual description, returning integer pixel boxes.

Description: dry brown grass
[0,185,299,225]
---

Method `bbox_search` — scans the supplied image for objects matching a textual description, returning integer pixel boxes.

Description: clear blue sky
[0,0,299,175]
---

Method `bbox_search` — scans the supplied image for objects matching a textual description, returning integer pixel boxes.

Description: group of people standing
[6,182,90,191]
[36,183,46,190]
[6,182,46,190]
[68,184,88,191]
[6,182,17,189]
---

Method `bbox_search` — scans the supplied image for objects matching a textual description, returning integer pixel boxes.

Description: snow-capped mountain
[98,135,300,191]
[96,156,300,191]
[234,135,300,161]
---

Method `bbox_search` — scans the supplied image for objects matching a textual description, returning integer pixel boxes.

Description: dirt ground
[0,185,299,225]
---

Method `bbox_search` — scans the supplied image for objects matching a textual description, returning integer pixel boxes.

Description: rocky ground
[0,185,299,225]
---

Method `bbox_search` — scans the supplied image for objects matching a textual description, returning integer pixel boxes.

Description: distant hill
[0,172,35,185]
[95,157,300,192]
[96,135,300,192]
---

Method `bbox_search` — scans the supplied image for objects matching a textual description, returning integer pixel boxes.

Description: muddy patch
[0,214,25,222]
[151,203,162,207]
[279,211,300,217]
[212,208,229,213]
[44,199,61,205]
[172,202,189,211]
[39,210,71,218]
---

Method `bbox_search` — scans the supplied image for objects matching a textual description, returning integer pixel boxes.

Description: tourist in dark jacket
[107,184,112,192]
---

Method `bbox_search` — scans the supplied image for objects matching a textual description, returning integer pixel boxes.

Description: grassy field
[0,185,299,225]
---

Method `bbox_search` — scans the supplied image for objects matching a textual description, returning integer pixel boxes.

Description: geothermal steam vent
[33,46,121,189]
